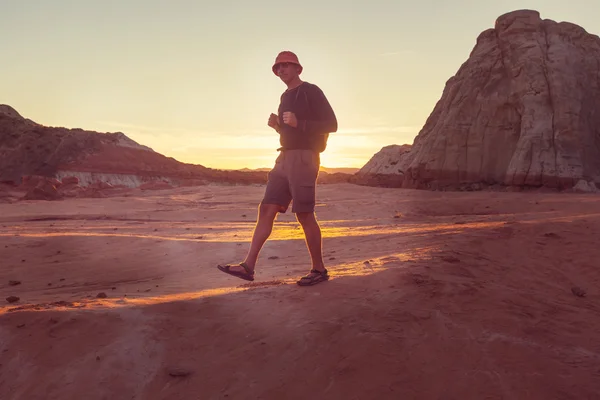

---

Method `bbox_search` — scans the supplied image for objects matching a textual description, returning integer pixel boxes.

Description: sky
[1,0,599,170]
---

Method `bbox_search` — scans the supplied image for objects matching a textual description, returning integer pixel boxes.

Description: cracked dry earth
[1,183,600,399]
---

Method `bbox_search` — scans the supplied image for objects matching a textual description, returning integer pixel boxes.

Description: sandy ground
[1,183,600,399]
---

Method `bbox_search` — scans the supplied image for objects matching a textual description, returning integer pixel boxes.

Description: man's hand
[268,113,280,132]
[282,111,298,128]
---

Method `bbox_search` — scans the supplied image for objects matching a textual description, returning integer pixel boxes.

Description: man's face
[276,62,300,82]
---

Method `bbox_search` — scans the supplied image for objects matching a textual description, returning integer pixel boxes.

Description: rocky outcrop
[0,105,39,127]
[357,145,412,175]
[22,178,63,201]
[572,179,599,193]
[0,186,14,203]
[109,132,154,152]
[352,145,412,187]
[54,171,174,188]
[16,176,125,200]
[21,175,62,189]
[0,105,24,120]
[61,176,79,185]
[359,10,600,191]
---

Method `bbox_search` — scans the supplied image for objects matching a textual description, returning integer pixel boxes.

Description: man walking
[217,51,338,286]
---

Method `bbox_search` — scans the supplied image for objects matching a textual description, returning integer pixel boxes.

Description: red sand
[1,183,599,399]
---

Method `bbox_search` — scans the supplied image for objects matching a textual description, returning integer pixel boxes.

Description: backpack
[296,86,330,153]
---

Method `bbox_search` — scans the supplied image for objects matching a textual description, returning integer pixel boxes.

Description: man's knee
[259,203,282,219]
[295,211,316,225]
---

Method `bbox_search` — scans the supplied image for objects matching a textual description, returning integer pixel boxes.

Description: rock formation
[351,145,412,187]
[357,10,600,191]
[0,185,13,203]
[0,105,24,120]
[22,178,63,201]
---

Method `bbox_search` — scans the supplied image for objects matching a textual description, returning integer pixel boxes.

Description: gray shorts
[261,149,320,213]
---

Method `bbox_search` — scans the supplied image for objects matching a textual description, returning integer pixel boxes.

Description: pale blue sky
[1,0,598,168]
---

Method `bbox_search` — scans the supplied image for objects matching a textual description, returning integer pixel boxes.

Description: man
[217,50,338,286]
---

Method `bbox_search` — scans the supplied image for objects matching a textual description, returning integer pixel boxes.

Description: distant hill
[0,105,351,187]
[238,166,359,174]
[320,167,359,174]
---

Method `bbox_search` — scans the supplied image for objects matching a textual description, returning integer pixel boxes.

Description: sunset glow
[2,1,597,169]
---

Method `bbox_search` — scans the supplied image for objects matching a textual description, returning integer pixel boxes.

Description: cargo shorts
[261,149,320,213]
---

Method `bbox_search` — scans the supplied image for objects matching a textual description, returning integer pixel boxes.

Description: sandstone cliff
[357,10,600,191]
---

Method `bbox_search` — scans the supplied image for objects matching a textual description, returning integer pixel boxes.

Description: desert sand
[1,183,599,399]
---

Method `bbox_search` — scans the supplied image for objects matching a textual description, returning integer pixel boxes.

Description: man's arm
[298,85,337,134]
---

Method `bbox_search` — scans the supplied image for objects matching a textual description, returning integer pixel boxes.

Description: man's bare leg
[296,211,326,271]
[227,203,280,274]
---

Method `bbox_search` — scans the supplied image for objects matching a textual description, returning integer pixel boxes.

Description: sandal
[217,262,255,281]
[297,269,329,286]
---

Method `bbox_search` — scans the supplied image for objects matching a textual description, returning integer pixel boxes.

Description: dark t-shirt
[277,82,337,152]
